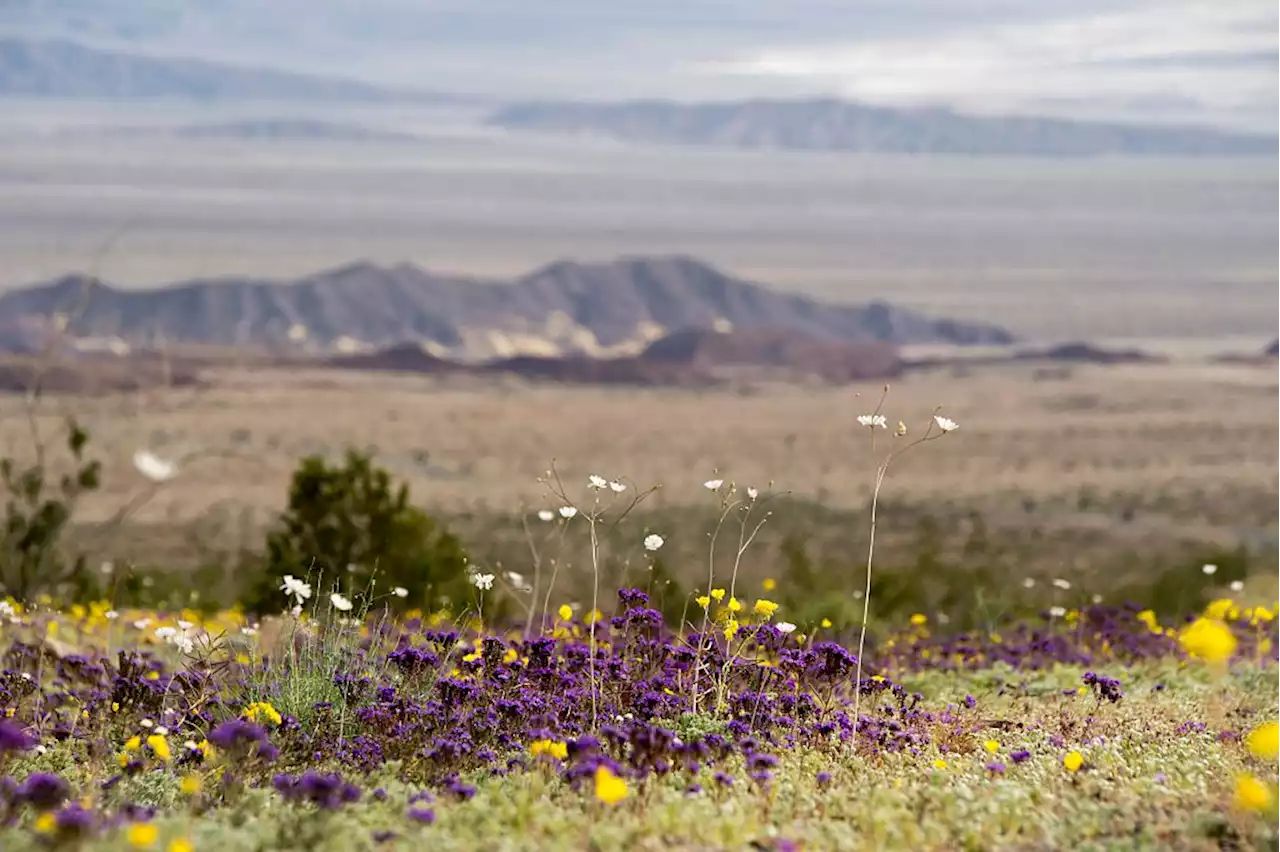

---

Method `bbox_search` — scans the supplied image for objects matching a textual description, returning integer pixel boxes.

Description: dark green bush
[243,450,470,616]
[0,419,100,601]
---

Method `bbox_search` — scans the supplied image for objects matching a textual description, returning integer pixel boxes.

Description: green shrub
[0,419,100,600]
[243,450,469,616]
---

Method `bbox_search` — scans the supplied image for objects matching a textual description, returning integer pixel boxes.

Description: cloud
[698,1,1277,129]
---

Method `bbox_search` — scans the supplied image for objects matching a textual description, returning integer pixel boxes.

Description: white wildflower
[1201,563,1218,576]
[1230,580,1244,592]
[330,593,353,612]
[776,622,797,634]
[558,506,578,519]
[588,474,608,489]
[608,480,627,493]
[140,718,154,729]
[857,414,888,429]
[643,534,665,552]
[537,509,555,522]
[176,620,193,631]
[393,586,409,598]
[133,618,152,631]
[1049,606,1067,618]
[0,602,14,619]
[105,610,118,619]
[132,449,178,482]
[746,487,759,500]
[100,560,114,575]
[1091,594,1103,604]
[703,479,724,490]
[1052,578,1071,590]
[505,571,531,592]
[240,626,257,636]
[471,573,495,591]
[280,574,312,604]
[1022,578,1036,589]
[933,415,959,433]
[154,627,178,641]
[155,726,170,736]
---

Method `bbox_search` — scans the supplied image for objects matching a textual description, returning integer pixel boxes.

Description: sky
[2,0,1277,131]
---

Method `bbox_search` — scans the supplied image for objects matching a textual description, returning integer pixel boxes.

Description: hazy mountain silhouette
[0,256,1014,359]
[0,37,463,102]
[488,98,1277,157]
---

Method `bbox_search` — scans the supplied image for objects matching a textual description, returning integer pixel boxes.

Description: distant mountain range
[0,37,463,102]
[488,98,1278,157]
[0,256,1013,361]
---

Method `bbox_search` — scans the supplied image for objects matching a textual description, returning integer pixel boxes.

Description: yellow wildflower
[753,599,779,619]
[727,598,742,613]
[33,812,56,834]
[594,765,628,805]
[1234,774,1274,812]
[1204,599,1234,621]
[932,759,947,770]
[502,648,519,664]
[695,596,710,609]
[1246,721,1279,761]
[709,589,725,602]
[180,774,202,796]
[244,702,282,726]
[557,605,573,621]
[124,735,142,752]
[984,740,999,754]
[820,618,832,629]
[1063,751,1084,773]
[1136,610,1160,632]
[169,840,194,852]
[910,613,928,627]
[146,734,171,762]
[723,619,740,641]
[1178,617,1237,664]
[762,578,777,591]
[126,823,159,848]
[529,739,569,761]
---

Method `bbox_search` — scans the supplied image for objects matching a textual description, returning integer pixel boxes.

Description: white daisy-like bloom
[857,414,888,429]
[588,474,608,489]
[1201,564,1218,576]
[608,480,627,493]
[537,509,556,522]
[1091,594,1103,604]
[240,626,258,636]
[330,593,354,612]
[558,506,578,519]
[746,486,759,500]
[933,415,959,433]
[471,573,495,591]
[643,534,665,552]
[1022,578,1036,589]
[140,719,154,729]
[176,620,193,631]
[133,618,152,631]
[132,449,178,483]
[1052,578,1071,590]
[1229,580,1245,592]
[105,610,118,620]
[184,740,199,752]
[154,626,178,641]
[393,586,409,598]
[776,622,797,634]
[100,561,114,575]
[505,571,531,592]
[155,725,170,736]
[173,635,195,655]
[703,479,724,490]
[1048,606,1067,618]
[0,602,14,619]
[280,575,312,603]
